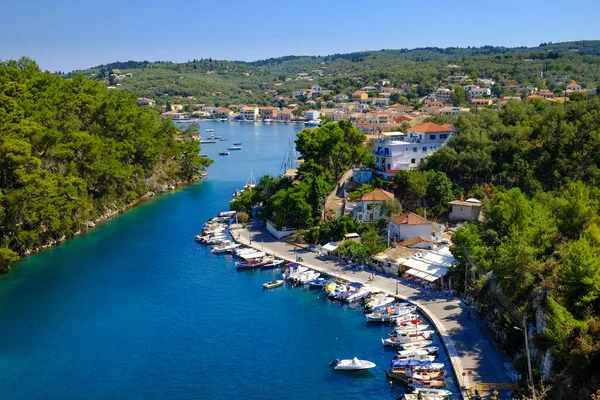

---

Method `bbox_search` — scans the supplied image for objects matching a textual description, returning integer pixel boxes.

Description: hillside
[65,41,600,106]
[0,58,212,272]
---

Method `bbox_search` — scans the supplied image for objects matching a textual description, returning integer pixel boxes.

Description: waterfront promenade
[232,223,514,397]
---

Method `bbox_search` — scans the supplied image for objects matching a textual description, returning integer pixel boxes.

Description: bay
[0,121,452,399]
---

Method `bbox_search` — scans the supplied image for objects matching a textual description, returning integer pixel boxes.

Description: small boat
[220,137,228,141]
[397,347,439,358]
[307,277,325,289]
[212,242,241,254]
[407,378,446,389]
[365,296,396,310]
[236,258,271,269]
[295,271,320,284]
[206,129,215,132]
[394,349,436,362]
[395,324,431,333]
[263,280,284,289]
[345,289,369,303]
[412,388,453,398]
[400,340,434,350]
[218,211,237,218]
[366,305,416,323]
[261,259,285,269]
[233,142,242,145]
[403,394,447,400]
[200,140,217,144]
[406,369,445,381]
[329,357,376,371]
[219,151,230,156]
[228,145,242,150]
[200,154,208,157]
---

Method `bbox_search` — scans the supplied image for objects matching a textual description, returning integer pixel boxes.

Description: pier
[232,222,514,399]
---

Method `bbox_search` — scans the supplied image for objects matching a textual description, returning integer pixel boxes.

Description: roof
[372,247,420,263]
[566,80,580,88]
[361,188,395,202]
[409,122,452,133]
[397,236,441,247]
[449,199,483,207]
[390,212,431,226]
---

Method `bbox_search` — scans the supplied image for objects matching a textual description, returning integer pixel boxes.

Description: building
[259,106,278,120]
[360,86,378,92]
[388,212,433,242]
[468,87,491,99]
[214,106,233,119]
[435,88,451,99]
[448,198,482,221]
[371,98,390,108]
[437,106,470,116]
[137,97,155,106]
[371,247,420,275]
[353,188,395,222]
[304,110,320,121]
[471,98,493,107]
[373,122,453,178]
[399,246,453,285]
[311,85,322,93]
[240,106,259,121]
[397,236,441,250]
[352,91,369,100]
[566,80,582,92]
[539,90,555,99]
[277,110,293,121]
[335,94,349,102]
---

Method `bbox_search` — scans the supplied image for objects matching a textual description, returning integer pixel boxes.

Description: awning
[322,242,339,252]
[405,268,430,280]
[239,251,265,260]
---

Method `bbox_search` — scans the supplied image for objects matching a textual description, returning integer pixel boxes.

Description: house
[214,106,233,119]
[378,79,391,86]
[371,247,420,275]
[424,99,446,108]
[137,97,155,106]
[292,89,310,98]
[539,90,555,99]
[566,80,582,92]
[352,91,369,100]
[397,236,441,250]
[449,75,468,83]
[335,94,349,102]
[360,86,378,92]
[389,104,413,114]
[399,245,453,284]
[353,188,395,222]
[437,106,470,116]
[344,233,361,243]
[311,84,322,93]
[277,110,293,121]
[435,88,451,99]
[240,106,258,121]
[371,98,390,108]
[448,198,482,221]
[388,212,433,242]
[478,78,495,88]
[170,104,184,111]
[304,110,320,121]
[468,87,491,99]
[259,106,278,119]
[373,122,453,178]
[471,98,493,107]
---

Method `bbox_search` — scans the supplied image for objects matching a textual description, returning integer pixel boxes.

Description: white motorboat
[205,129,215,132]
[260,259,285,269]
[212,242,240,254]
[293,270,320,284]
[263,280,284,289]
[395,324,431,333]
[403,394,447,400]
[397,347,439,358]
[412,388,453,398]
[407,379,446,389]
[400,340,434,350]
[329,357,376,371]
[284,266,308,280]
[218,210,236,218]
[346,289,369,303]
[365,296,396,310]
[382,331,435,347]
[395,349,436,362]
[228,145,242,150]
[366,305,416,323]
[233,247,256,257]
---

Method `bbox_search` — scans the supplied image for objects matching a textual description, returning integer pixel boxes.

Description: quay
[232,222,514,399]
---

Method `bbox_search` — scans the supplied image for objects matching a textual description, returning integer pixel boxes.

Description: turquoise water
[0,122,455,399]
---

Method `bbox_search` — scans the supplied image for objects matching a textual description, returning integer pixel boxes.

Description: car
[307,244,319,253]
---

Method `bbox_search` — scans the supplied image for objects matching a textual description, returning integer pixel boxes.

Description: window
[413,147,417,152]
[429,134,436,140]
[422,147,427,152]
[411,158,416,164]
[440,134,448,139]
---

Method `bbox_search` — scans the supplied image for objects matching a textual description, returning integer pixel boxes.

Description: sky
[2,0,599,72]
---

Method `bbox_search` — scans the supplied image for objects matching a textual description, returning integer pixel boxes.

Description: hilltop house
[373,122,453,179]
[214,107,233,119]
[137,97,155,106]
[353,188,395,222]
[352,91,369,100]
[448,198,482,221]
[388,212,433,242]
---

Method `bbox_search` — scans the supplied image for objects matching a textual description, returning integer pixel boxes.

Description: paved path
[231,223,514,397]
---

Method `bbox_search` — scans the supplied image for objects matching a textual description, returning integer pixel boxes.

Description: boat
[386,359,446,382]
[200,140,217,144]
[200,153,208,157]
[263,280,284,289]
[233,142,242,145]
[406,369,445,381]
[236,257,273,269]
[346,289,369,303]
[206,129,215,132]
[392,313,421,325]
[228,146,242,150]
[307,277,325,289]
[382,331,435,347]
[394,349,436,362]
[218,211,237,218]
[407,378,446,389]
[245,171,257,190]
[400,340,434,350]
[220,137,228,141]
[412,388,453,398]
[403,394,447,400]
[294,270,320,284]
[238,251,267,261]
[261,259,285,269]
[366,305,416,323]
[397,347,439,358]
[219,151,230,156]
[395,324,431,333]
[211,242,240,254]
[365,295,396,310]
[283,265,308,280]
[329,357,376,371]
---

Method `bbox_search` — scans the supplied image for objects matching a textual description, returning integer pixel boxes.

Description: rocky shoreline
[21,173,207,257]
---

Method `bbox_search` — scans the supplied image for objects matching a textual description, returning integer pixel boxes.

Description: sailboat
[244,171,257,190]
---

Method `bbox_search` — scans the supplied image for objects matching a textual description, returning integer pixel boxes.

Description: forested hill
[0,58,211,272]
[64,40,600,106]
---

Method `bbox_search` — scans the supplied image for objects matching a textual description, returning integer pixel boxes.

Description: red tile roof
[361,188,395,202]
[410,122,452,133]
[397,236,440,247]
[390,212,431,226]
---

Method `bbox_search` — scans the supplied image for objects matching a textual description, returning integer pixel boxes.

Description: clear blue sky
[2,0,599,72]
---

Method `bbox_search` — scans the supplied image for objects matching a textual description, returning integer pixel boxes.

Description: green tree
[560,237,600,316]
[0,248,20,273]
[379,199,403,219]
[450,86,467,106]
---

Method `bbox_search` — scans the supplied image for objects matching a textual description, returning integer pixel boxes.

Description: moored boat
[412,388,453,398]
[261,259,285,269]
[407,378,446,389]
[400,340,434,350]
[219,151,230,156]
[263,280,284,289]
[228,145,242,150]
[329,357,376,371]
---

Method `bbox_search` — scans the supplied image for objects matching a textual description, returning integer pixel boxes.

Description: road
[231,223,514,397]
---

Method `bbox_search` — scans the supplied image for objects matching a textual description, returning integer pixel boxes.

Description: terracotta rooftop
[361,188,395,202]
[410,122,452,133]
[390,212,431,226]
[397,236,441,247]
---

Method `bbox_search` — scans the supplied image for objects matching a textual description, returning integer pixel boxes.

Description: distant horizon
[5,39,600,74]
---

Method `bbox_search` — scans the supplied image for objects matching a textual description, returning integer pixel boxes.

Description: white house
[311,85,322,93]
[371,98,390,108]
[374,122,453,179]
[448,198,482,221]
[240,106,259,121]
[388,212,432,242]
[304,110,320,121]
[353,188,395,222]
[468,87,491,99]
